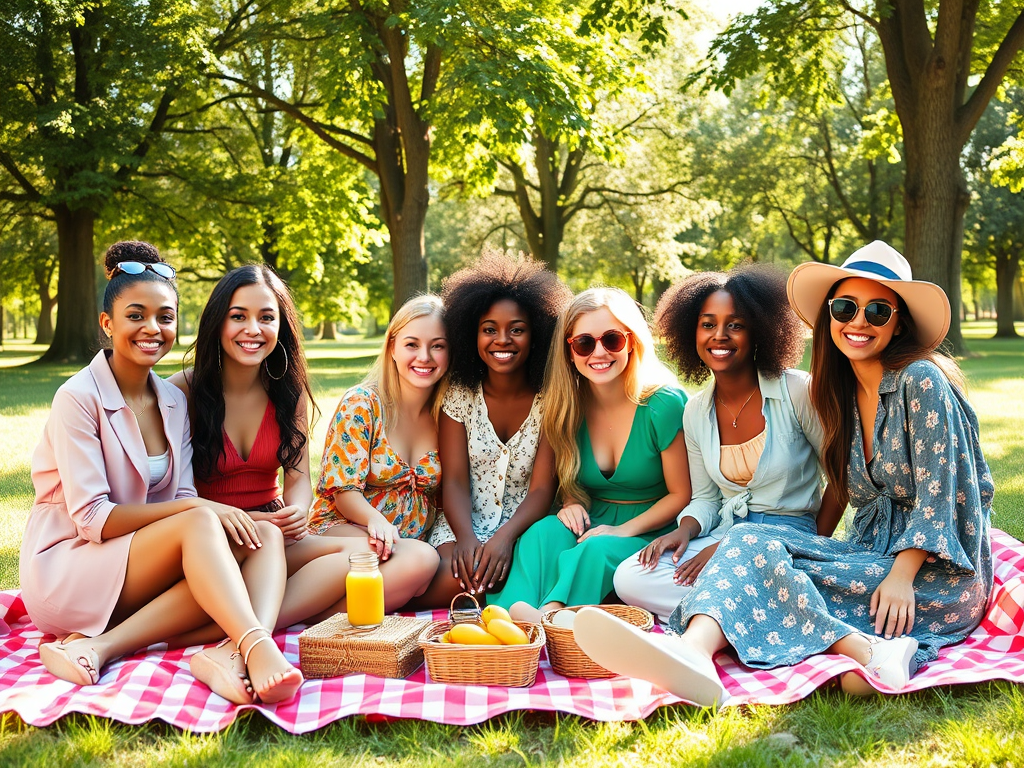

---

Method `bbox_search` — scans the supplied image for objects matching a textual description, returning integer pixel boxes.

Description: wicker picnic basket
[418,593,545,687]
[542,604,654,679]
[298,613,429,679]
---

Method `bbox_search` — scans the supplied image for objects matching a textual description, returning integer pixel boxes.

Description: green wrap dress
[490,386,687,609]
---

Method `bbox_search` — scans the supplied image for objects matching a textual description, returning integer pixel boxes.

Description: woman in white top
[413,250,571,607]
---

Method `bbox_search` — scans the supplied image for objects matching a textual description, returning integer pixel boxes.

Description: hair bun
[103,240,163,279]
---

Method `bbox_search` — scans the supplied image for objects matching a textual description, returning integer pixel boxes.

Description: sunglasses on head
[111,261,177,280]
[827,298,897,327]
[566,329,631,357]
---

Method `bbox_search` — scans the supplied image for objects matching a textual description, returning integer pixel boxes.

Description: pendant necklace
[717,388,758,429]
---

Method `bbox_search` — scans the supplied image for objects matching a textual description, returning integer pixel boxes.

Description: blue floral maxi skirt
[669,521,991,669]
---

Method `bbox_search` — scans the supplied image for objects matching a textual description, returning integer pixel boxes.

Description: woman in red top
[171,265,415,702]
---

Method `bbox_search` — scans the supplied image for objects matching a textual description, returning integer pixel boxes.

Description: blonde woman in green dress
[492,287,691,619]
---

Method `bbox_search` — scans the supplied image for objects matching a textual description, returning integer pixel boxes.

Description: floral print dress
[309,385,440,539]
[670,360,994,668]
[427,383,543,547]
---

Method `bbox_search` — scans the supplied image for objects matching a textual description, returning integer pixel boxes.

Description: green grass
[1,326,1022,766]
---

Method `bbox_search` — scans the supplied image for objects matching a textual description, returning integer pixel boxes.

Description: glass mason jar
[346,551,385,629]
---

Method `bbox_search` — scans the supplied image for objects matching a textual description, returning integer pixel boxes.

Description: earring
[217,345,222,371]
[264,346,289,381]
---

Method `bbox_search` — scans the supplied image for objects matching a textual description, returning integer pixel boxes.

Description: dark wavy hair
[810,279,965,510]
[656,262,804,384]
[102,240,178,315]
[186,264,316,482]
[440,249,572,391]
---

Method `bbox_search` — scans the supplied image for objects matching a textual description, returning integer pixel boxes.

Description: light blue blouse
[678,369,826,538]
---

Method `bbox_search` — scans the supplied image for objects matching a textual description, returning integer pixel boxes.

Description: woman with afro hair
[413,250,572,607]
[613,263,843,622]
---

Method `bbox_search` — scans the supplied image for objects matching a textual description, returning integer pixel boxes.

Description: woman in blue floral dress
[574,242,993,705]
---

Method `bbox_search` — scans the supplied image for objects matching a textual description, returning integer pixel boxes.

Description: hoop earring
[217,345,222,371]
[264,345,289,381]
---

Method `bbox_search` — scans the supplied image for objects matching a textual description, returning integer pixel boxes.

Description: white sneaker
[863,635,918,690]
[573,607,729,707]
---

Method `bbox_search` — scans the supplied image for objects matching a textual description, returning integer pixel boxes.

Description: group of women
[20,237,993,708]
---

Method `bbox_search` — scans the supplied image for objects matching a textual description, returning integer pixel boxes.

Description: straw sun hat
[786,240,951,351]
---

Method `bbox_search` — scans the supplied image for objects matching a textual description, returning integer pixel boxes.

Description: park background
[1,0,1023,765]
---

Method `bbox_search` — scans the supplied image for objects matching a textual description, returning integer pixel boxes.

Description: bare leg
[47,508,300,701]
[404,542,464,610]
[322,525,440,615]
[677,614,731,660]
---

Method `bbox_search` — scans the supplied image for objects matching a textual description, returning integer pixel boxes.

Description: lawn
[0,325,1021,766]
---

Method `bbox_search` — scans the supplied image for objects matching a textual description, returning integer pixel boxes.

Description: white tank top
[148,448,171,489]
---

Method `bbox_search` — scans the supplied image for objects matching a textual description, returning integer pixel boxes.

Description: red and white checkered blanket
[2,529,1022,733]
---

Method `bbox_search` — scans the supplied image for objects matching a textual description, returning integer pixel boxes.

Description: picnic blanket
[1,528,1022,733]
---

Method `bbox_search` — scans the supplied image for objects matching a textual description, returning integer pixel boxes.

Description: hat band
[842,260,904,281]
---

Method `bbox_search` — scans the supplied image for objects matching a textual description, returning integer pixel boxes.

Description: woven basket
[419,620,545,687]
[543,604,654,679]
[298,613,429,679]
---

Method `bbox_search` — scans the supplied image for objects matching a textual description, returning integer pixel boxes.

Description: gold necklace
[125,395,150,418]
[717,388,758,429]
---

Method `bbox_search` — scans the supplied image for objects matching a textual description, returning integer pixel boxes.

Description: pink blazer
[20,351,197,636]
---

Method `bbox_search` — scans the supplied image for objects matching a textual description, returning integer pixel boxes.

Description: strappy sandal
[39,639,100,686]
[189,637,254,705]
[237,626,303,705]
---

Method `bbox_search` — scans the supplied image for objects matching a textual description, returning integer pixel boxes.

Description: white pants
[614,512,818,623]
[613,535,720,623]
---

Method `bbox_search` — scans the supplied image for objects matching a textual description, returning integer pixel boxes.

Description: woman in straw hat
[571,241,993,705]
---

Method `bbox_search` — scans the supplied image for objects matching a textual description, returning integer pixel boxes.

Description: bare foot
[242,633,303,704]
[190,640,253,705]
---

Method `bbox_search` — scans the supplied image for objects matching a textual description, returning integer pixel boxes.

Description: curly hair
[655,263,805,384]
[440,249,572,391]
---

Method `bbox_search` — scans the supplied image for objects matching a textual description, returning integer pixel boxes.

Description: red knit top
[195,401,282,510]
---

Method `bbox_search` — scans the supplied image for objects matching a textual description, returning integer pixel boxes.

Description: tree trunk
[39,205,98,364]
[387,206,429,312]
[900,116,968,353]
[994,247,1021,337]
[319,319,337,340]
[33,266,56,345]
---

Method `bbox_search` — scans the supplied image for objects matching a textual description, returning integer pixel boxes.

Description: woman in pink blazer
[20,241,302,705]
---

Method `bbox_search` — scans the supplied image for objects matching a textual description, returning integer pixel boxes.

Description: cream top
[719,429,767,487]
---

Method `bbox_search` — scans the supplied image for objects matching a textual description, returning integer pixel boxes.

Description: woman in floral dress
[574,242,993,705]
[308,295,448,610]
[412,250,571,607]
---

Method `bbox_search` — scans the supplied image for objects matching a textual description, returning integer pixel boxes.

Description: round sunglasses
[827,298,897,327]
[110,261,177,280]
[566,329,631,357]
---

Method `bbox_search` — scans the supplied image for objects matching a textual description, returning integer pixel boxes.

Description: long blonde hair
[542,287,678,507]
[361,294,449,426]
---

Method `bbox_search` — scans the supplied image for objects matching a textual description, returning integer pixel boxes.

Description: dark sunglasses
[827,298,897,327]
[111,261,177,280]
[566,329,631,357]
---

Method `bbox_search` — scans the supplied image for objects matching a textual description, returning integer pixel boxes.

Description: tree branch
[956,9,1024,145]
[211,73,378,173]
[0,150,42,201]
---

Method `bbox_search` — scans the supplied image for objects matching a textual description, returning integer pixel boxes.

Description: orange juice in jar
[347,551,385,628]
